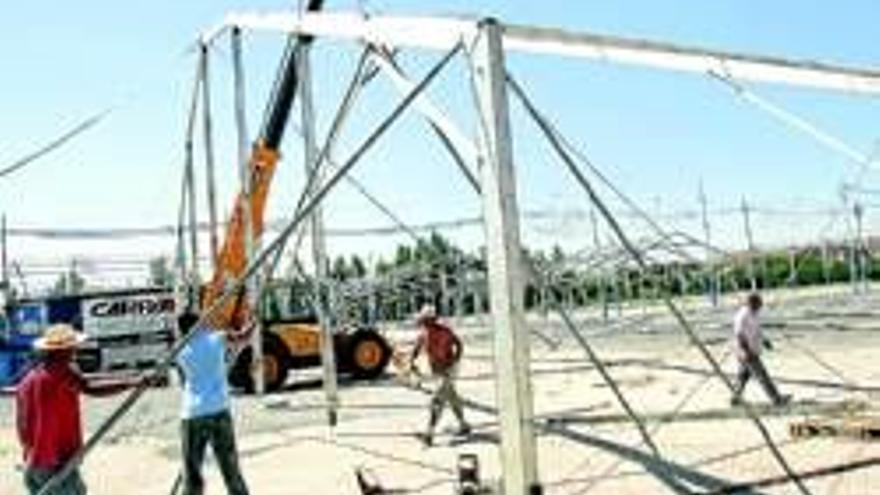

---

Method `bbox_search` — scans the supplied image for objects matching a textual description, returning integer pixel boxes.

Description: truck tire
[229,333,289,393]
[347,328,391,380]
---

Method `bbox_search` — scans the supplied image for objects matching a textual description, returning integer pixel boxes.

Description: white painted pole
[200,43,221,269]
[855,202,867,293]
[184,63,202,294]
[231,27,265,394]
[470,19,539,494]
[299,41,339,425]
[698,180,717,306]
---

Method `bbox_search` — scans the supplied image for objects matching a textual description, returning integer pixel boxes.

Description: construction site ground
[1,288,879,494]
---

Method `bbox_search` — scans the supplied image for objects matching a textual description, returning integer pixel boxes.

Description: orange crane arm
[202,143,278,329]
[200,0,324,331]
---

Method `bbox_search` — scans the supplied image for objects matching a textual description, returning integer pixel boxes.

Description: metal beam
[503,23,880,94]
[299,40,339,426]
[184,54,202,292]
[231,27,265,395]
[470,19,539,495]
[370,48,481,190]
[207,11,880,94]
[200,43,221,269]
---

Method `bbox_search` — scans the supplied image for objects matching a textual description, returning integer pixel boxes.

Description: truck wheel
[348,329,391,380]
[229,334,289,393]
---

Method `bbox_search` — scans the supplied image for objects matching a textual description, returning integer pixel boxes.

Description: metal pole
[740,197,757,291]
[821,240,831,288]
[184,58,202,294]
[849,201,859,295]
[590,208,608,322]
[231,27,265,394]
[200,43,221,269]
[299,40,338,425]
[698,180,717,306]
[174,170,189,311]
[470,19,539,494]
[855,202,867,293]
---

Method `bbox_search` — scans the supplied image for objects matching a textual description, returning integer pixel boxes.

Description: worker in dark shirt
[15,324,141,495]
[409,305,470,447]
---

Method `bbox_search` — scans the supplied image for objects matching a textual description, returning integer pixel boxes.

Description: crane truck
[202,0,392,392]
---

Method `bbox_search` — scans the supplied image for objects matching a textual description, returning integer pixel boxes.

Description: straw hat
[416,304,437,324]
[33,324,87,351]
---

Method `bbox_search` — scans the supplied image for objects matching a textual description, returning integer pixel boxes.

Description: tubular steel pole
[698,180,717,306]
[470,19,539,494]
[855,202,867,293]
[184,56,202,292]
[200,43,221,269]
[231,27,265,394]
[298,40,339,426]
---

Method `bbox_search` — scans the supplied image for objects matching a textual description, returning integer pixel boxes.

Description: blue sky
[2,1,879,287]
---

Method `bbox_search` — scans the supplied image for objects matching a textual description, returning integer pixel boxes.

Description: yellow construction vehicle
[202,0,392,392]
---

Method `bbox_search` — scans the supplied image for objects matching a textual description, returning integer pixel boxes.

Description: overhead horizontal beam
[205,10,880,95]
[202,11,476,51]
[503,23,880,95]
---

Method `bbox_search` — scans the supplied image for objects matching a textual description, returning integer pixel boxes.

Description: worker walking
[15,324,141,494]
[410,305,471,447]
[730,293,791,407]
[176,312,249,495]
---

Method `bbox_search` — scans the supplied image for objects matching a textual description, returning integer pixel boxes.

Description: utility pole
[299,38,338,425]
[471,19,539,494]
[854,202,867,294]
[740,197,757,291]
[231,27,265,395]
[698,180,718,306]
[821,240,831,288]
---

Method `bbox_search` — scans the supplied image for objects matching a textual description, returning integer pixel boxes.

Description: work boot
[730,395,743,407]
[415,431,433,447]
[457,423,472,437]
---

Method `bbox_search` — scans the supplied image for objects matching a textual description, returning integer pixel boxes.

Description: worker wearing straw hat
[409,304,471,447]
[15,324,142,494]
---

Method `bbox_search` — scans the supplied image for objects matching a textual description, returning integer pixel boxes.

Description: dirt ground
[1,287,879,494]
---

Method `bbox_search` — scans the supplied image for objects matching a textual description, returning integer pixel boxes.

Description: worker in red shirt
[15,324,142,494]
[409,305,470,447]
